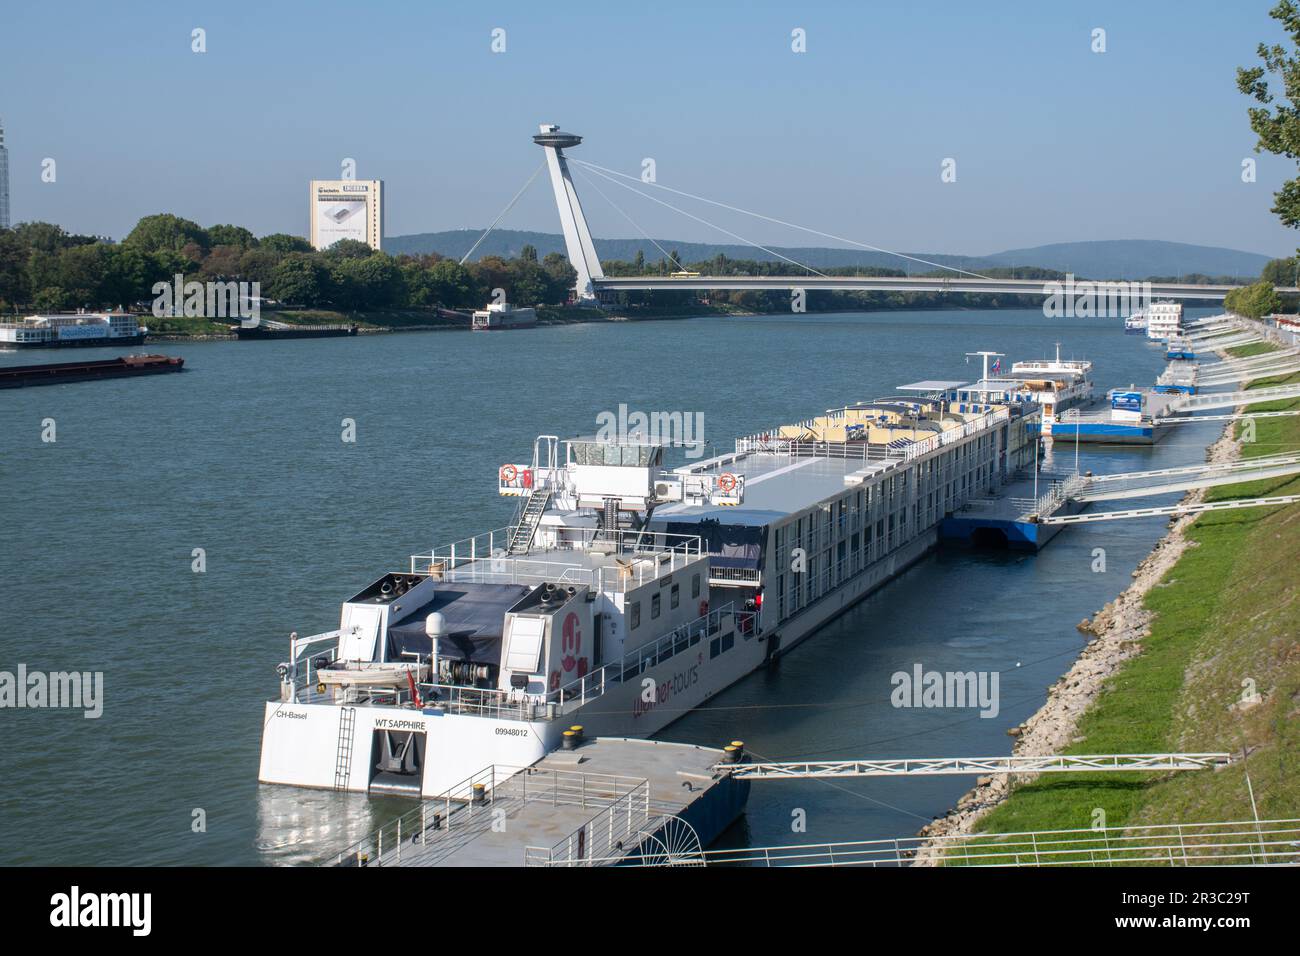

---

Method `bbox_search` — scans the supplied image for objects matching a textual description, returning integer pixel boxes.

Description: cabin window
[691,574,700,599]
[651,594,661,619]
[670,584,680,609]
[630,601,640,630]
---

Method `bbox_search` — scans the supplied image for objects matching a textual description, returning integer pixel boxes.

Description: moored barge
[0,353,184,388]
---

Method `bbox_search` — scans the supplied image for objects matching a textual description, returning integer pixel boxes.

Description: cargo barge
[0,354,184,388]
[233,319,357,340]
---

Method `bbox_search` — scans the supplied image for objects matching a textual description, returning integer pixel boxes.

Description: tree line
[0,212,1285,317]
[0,214,577,314]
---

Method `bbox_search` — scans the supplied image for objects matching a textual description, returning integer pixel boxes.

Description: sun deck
[658,450,888,520]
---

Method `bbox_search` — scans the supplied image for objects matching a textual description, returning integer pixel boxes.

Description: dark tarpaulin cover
[660,517,768,569]
[386,583,529,664]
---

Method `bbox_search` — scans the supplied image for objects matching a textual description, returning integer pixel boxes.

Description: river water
[0,308,1224,864]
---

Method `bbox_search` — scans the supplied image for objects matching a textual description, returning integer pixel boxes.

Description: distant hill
[383,230,1280,280]
[981,240,1277,281]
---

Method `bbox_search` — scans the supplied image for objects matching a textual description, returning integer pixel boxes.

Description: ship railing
[284,606,749,717]
[735,437,900,461]
[1010,470,1082,519]
[707,565,763,587]
[279,629,350,704]
[556,818,1300,868]
[332,764,646,867]
[409,528,704,593]
[524,780,652,866]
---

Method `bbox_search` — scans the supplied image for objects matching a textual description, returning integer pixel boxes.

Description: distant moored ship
[0,311,146,348]
[472,301,537,330]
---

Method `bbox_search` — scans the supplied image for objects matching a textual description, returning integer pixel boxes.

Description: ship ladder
[506,489,552,555]
[334,706,357,791]
[596,497,620,544]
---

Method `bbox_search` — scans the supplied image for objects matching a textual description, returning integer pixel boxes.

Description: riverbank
[143,302,755,339]
[915,353,1300,862]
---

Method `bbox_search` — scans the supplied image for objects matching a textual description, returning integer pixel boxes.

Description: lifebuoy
[499,464,517,483]
[699,599,709,617]
[718,472,737,493]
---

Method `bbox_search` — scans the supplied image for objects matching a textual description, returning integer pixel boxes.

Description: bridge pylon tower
[533,124,604,302]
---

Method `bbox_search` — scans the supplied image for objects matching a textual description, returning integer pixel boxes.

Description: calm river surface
[0,307,1224,864]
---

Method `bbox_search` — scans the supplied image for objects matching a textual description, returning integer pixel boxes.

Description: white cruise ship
[0,311,147,348]
[259,381,1042,798]
[1146,301,1184,341]
[472,302,537,330]
[1124,310,1148,334]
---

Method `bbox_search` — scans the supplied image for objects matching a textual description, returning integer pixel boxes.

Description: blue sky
[3,0,1298,258]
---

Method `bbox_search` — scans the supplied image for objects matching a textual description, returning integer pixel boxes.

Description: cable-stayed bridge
[483,124,1300,304]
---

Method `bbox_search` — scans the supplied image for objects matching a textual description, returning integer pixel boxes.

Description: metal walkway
[1039,494,1300,525]
[1163,381,1300,413]
[1194,347,1299,373]
[1069,452,1300,502]
[1194,359,1300,387]
[595,818,1300,867]
[1155,409,1300,425]
[718,753,1231,781]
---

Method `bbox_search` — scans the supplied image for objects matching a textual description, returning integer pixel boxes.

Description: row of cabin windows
[627,572,701,631]
[770,438,1004,625]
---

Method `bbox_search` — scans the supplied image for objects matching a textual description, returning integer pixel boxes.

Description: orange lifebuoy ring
[699,600,709,617]
[718,472,737,493]
[499,464,517,483]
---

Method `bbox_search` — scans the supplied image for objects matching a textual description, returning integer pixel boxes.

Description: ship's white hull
[259,530,939,797]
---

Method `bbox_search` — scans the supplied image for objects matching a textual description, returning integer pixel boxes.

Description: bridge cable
[571,157,992,280]
[577,162,829,278]
[458,160,547,266]
[573,167,688,272]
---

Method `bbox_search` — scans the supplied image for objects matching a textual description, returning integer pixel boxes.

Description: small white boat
[316,661,428,687]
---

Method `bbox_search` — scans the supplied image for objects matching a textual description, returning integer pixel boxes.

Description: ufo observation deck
[533,129,583,149]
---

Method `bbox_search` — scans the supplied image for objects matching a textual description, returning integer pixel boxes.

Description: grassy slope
[968,348,1300,841]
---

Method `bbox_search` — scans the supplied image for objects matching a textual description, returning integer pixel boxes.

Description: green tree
[259,233,313,254]
[1224,279,1281,318]
[102,244,155,306]
[268,254,329,306]
[207,224,257,249]
[520,243,538,262]
[11,221,95,254]
[124,214,209,255]
[1238,3,1300,230]
[0,230,31,308]
[427,258,480,308]
[323,239,373,260]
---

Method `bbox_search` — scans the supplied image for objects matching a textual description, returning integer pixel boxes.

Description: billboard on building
[309,180,384,251]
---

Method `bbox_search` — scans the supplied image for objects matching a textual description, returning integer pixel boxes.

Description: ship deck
[656,449,898,522]
[348,738,746,867]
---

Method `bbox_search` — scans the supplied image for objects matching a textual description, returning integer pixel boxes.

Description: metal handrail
[523,781,651,866]
[544,818,1300,868]
[333,764,646,867]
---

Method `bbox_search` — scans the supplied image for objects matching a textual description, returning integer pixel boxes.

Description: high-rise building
[0,119,10,230]
[309,179,383,251]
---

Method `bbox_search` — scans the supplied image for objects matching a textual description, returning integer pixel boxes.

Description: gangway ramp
[1193,347,1300,376]
[1069,453,1300,502]
[1038,494,1300,525]
[718,753,1231,781]
[1162,381,1300,413]
[1176,331,1266,351]
[1193,359,1300,387]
